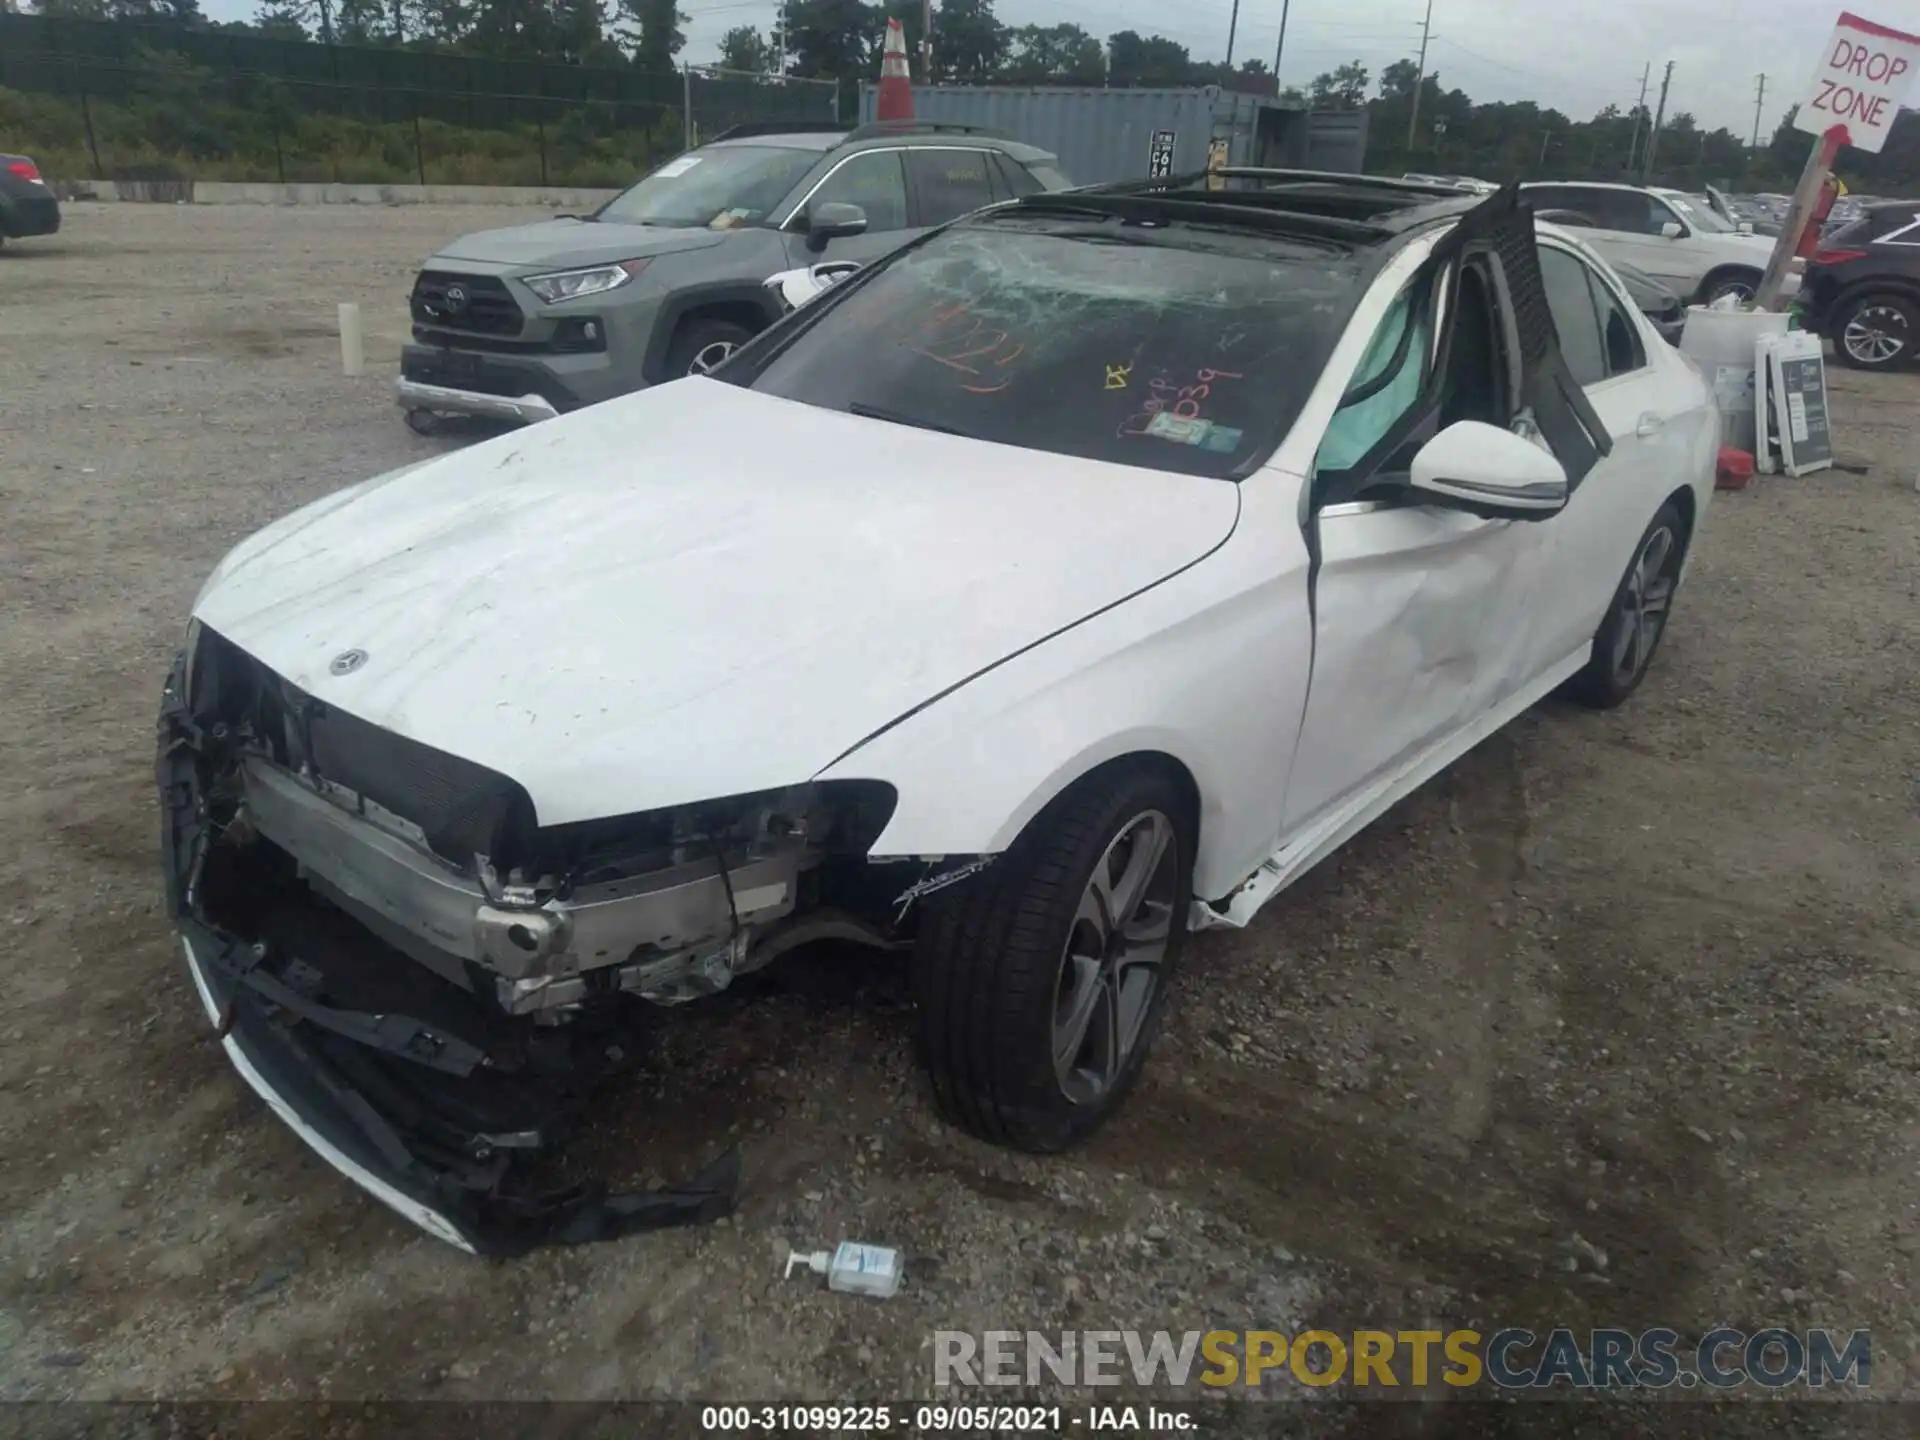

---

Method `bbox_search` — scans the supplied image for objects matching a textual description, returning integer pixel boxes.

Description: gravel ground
[1,203,1917,1433]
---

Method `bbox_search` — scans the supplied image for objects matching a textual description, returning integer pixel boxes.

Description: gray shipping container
[855,84,1370,185]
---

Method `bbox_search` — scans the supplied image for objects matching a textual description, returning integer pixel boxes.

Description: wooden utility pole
[1273,0,1291,91]
[1755,127,1842,310]
[1625,62,1650,174]
[1643,59,1674,181]
[1406,0,1435,151]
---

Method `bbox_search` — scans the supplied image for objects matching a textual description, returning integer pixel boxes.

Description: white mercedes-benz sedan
[159,174,1716,1253]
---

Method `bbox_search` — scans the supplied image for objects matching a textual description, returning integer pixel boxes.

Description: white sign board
[1756,332,1834,477]
[1794,10,1920,153]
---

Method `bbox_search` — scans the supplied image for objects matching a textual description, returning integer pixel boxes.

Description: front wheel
[665,318,755,378]
[1562,500,1688,710]
[1832,292,1917,371]
[912,763,1193,1152]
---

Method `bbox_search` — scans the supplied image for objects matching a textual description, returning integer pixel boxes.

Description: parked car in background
[1801,200,1920,371]
[395,119,1070,429]
[1532,209,1687,344]
[1403,172,1497,194]
[0,152,59,248]
[165,175,1714,1252]
[1520,181,1791,305]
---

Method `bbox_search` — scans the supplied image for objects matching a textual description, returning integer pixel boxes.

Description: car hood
[191,381,1241,826]
[433,218,730,269]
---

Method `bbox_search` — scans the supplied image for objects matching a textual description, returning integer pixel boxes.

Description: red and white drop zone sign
[1795,10,1920,152]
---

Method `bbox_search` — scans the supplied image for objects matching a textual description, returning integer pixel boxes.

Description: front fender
[816,479,1313,902]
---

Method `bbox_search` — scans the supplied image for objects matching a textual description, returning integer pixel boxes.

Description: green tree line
[9,0,1920,193]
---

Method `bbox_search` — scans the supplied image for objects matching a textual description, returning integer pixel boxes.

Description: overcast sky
[195,0,1897,137]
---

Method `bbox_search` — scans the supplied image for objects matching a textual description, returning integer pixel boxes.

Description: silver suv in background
[396,120,1070,428]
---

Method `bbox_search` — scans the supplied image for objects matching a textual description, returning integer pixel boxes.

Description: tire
[665,317,756,378]
[1831,292,1917,371]
[1562,500,1688,710]
[912,763,1193,1153]
[1699,268,1761,306]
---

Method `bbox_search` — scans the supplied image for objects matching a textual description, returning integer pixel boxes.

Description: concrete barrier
[52,179,622,207]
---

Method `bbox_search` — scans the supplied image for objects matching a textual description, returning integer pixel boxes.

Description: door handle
[1635,411,1666,437]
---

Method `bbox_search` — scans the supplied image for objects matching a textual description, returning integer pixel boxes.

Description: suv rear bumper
[0,191,60,238]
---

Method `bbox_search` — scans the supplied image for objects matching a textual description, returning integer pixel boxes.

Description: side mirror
[805,201,868,253]
[1660,220,1685,239]
[1409,421,1569,520]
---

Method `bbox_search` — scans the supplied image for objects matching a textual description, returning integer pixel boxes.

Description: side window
[991,152,1044,198]
[806,152,909,233]
[1587,268,1646,377]
[1584,190,1662,236]
[906,150,997,226]
[1873,211,1920,245]
[1538,246,1608,386]
[1314,282,1432,479]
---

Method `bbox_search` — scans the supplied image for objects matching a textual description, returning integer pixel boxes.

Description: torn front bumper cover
[158,653,738,1255]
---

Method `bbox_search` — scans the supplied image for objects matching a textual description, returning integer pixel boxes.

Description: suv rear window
[741,217,1363,479]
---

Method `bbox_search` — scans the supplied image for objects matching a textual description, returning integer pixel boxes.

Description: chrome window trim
[777,145,999,229]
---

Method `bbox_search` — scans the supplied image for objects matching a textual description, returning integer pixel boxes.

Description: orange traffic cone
[876,17,913,122]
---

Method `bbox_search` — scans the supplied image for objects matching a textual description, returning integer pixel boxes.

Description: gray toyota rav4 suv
[396,119,1069,427]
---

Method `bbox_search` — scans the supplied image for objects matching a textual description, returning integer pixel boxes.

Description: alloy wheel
[1051,809,1179,1106]
[1843,305,1907,366]
[688,340,738,375]
[1611,523,1679,685]
[1707,278,1756,305]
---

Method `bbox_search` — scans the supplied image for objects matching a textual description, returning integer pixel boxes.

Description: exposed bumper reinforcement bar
[159,651,740,1255]
[394,377,560,425]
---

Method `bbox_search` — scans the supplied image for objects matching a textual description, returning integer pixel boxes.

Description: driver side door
[1280,193,1612,836]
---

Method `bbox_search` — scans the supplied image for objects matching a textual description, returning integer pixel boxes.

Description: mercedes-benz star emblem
[329,648,368,676]
[443,285,468,313]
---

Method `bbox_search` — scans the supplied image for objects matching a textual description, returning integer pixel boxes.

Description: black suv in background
[1802,201,1920,371]
[0,153,60,247]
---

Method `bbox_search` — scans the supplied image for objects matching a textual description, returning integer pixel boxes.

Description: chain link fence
[0,15,840,187]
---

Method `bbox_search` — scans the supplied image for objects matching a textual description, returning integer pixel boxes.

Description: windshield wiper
[846,403,974,439]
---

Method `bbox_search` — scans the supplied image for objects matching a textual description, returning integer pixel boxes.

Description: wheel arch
[641,281,784,383]
[1017,750,1204,856]
[1694,262,1763,303]
[1832,276,1920,310]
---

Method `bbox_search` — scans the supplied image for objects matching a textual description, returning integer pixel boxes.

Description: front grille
[410,271,523,337]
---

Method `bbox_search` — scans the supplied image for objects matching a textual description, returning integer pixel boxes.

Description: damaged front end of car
[158,624,916,1254]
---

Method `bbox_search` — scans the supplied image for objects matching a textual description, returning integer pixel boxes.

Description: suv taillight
[5,160,41,182]
[1811,247,1868,266]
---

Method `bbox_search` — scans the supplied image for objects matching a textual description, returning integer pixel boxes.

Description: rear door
[1282,189,1611,832]
[1529,239,1679,667]
[1556,186,1697,292]
[902,147,1002,227]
